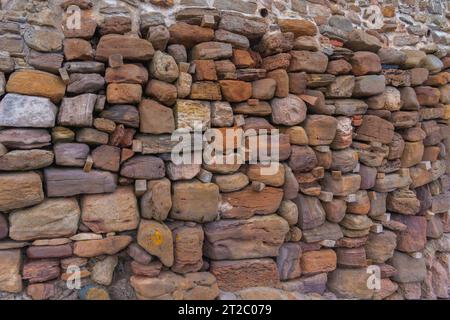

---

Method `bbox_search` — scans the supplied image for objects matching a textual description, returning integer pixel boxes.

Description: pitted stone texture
[0,94,57,128]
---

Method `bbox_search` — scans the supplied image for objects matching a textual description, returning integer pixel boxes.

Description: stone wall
[0,0,449,300]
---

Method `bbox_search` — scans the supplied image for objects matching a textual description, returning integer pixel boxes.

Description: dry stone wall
[0,0,449,300]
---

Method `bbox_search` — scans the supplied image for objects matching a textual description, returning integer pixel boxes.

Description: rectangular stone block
[44,168,117,197]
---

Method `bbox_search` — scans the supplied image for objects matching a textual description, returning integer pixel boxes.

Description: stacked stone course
[0,0,449,300]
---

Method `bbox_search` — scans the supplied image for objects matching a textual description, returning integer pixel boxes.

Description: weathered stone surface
[218,12,267,40]
[105,64,148,85]
[73,236,132,257]
[294,194,325,230]
[323,199,346,223]
[0,129,50,150]
[24,28,63,53]
[91,255,118,286]
[0,250,22,293]
[252,78,276,100]
[303,115,338,146]
[81,187,139,234]
[131,271,219,300]
[302,222,344,243]
[219,80,252,102]
[0,172,44,211]
[0,94,57,128]
[169,22,214,48]
[386,188,420,215]
[171,181,220,222]
[321,173,361,197]
[204,215,288,260]
[211,101,234,126]
[213,172,249,193]
[139,99,175,134]
[331,149,359,173]
[289,51,328,73]
[221,186,284,219]
[95,34,154,62]
[278,18,317,37]
[336,247,367,268]
[0,149,53,171]
[356,115,395,144]
[137,219,173,267]
[365,231,397,263]
[350,51,381,77]
[141,178,172,221]
[107,83,142,104]
[76,128,109,145]
[326,76,355,98]
[175,99,211,131]
[271,95,307,126]
[389,251,426,283]
[345,30,382,52]
[246,164,285,187]
[64,38,93,61]
[391,215,427,253]
[277,243,302,281]
[327,268,373,299]
[169,222,204,274]
[120,156,165,180]
[301,249,337,275]
[6,70,66,103]
[210,259,279,292]
[353,75,386,97]
[67,73,105,94]
[26,244,73,259]
[267,69,289,97]
[44,168,117,197]
[9,198,79,241]
[378,48,407,65]
[190,81,222,100]
[58,94,96,127]
[91,145,121,172]
[150,51,179,83]
[99,105,139,128]
[214,29,249,49]
[26,283,56,300]
[22,259,59,284]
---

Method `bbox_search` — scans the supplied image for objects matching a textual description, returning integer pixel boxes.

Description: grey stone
[24,28,63,53]
[67,73,105,94]
[0,94,57,128]
[353,75,386,97]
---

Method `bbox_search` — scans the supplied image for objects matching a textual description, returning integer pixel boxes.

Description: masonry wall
[0,0,449,300]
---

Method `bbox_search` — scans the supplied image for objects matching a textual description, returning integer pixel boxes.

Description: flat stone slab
[0,94,57,128]
[44,168,117,197]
